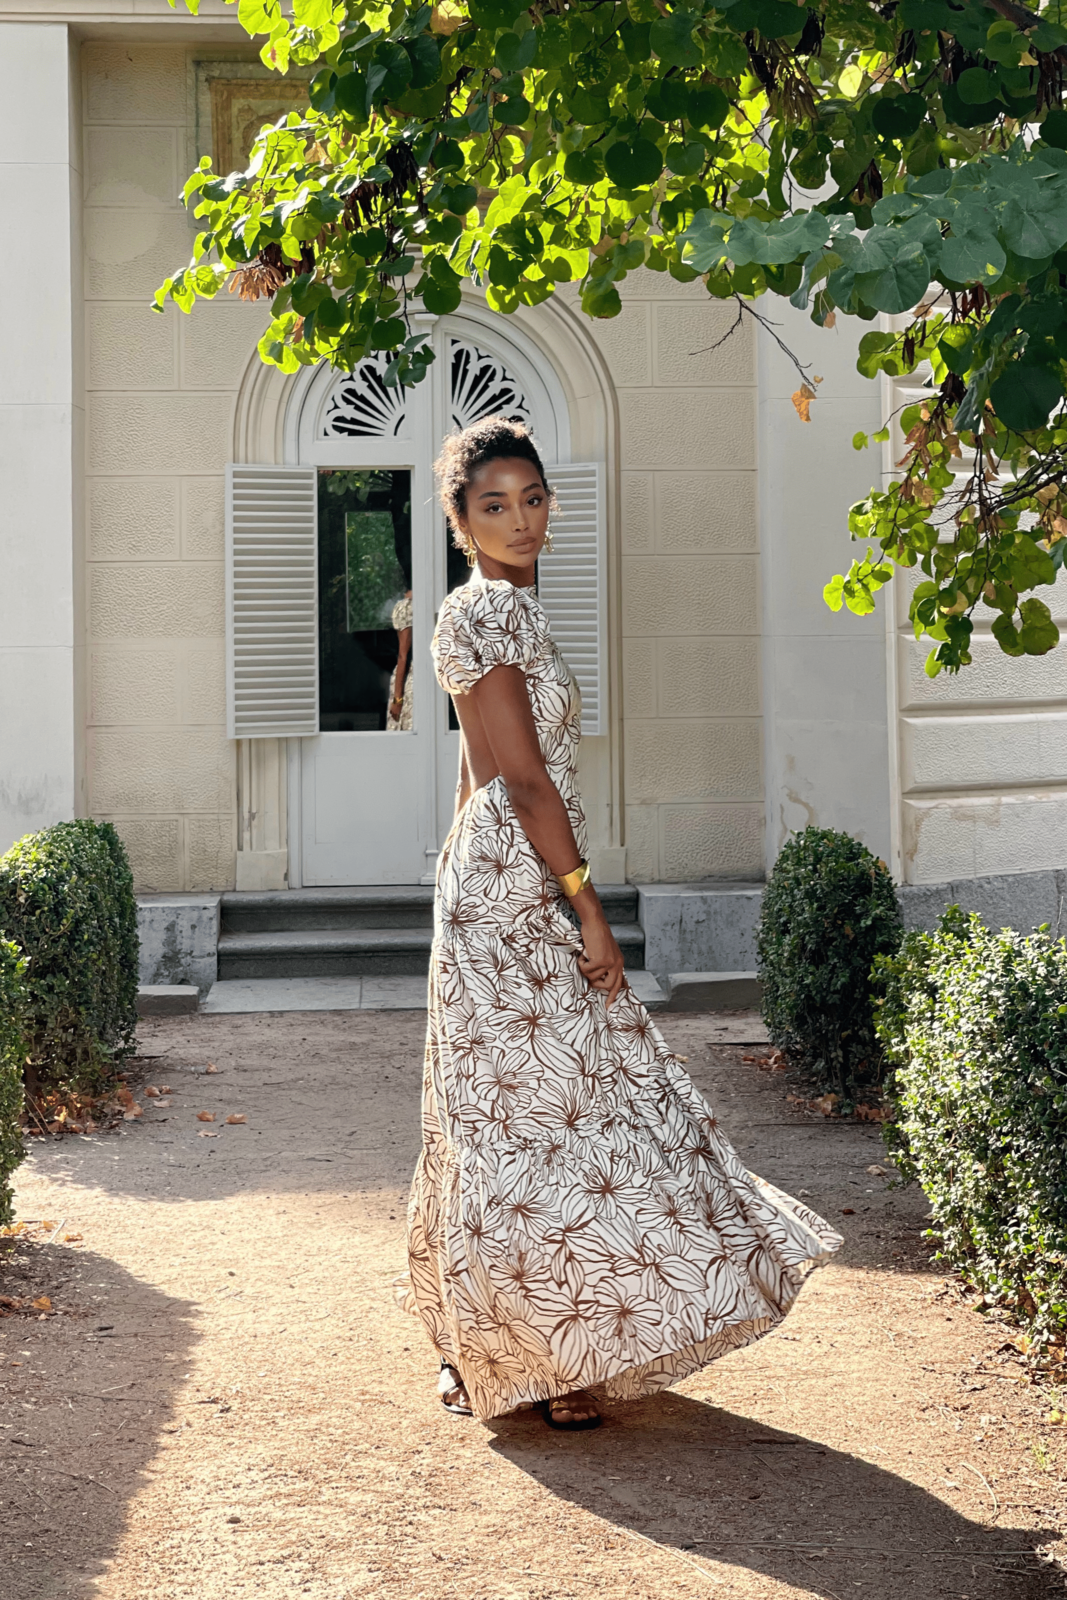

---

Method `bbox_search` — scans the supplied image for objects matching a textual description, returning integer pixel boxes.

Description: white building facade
[3,4,1066,932]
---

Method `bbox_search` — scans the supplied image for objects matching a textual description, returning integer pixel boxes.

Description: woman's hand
[576,912,626,1009]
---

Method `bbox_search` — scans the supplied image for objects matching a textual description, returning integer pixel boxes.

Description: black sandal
[438,1361,472,1417]
[539,1391,602,1431]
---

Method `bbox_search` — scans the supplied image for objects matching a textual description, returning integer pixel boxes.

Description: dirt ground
[2,1010,1066,1600]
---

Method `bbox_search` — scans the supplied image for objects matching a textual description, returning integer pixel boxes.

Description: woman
[401,416,842,1430]
[386,589,413,731]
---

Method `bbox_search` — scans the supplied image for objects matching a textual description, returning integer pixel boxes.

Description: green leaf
[647,76,688,122]
[726,0,806,39]
[1019,597,1060,655]
[293,0,332,22]
[940,230,1006,285]
[419,276,463,315]
[872,93,926,141]
[650,11,702,67]
[495,29,538,72]
[439,181,478,215]
[852,431,869,450]
[1041,109,1067,151]
[406,34,441,89]
[854,245,931,315]
[687,85,729,131]
[958,67,999,106]
[604,138,663,189]
[467,0,525,25]
[678,208,729,272]
[989,363,1065,432]
[563,148,603,185]
[238,0,278,33]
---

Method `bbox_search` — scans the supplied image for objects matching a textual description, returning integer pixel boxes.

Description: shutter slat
[226,463,319,739]
[539,462,607,736]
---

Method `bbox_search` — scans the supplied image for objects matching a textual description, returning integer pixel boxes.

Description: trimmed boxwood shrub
[876,910,1067,1349]
[0,939,27,1227]
[0,821,138,1099]
[757,826,903,1103]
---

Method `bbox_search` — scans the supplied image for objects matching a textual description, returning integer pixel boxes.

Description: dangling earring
[465,534,478,568]
[544,524,555,553]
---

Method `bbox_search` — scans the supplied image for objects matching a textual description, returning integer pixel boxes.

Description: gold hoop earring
[544,525,555,553]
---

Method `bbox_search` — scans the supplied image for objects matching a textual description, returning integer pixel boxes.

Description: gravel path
[1,1010,1065,1599]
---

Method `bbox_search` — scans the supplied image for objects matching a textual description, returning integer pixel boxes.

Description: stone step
[220,883,640,933]
[201,969,667,1014]
[217,922,646,981]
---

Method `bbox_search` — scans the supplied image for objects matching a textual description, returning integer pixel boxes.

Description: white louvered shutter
[538,462,607,735]
[226,464,319,739]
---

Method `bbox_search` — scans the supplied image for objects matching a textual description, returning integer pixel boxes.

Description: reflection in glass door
[317,469,413,732]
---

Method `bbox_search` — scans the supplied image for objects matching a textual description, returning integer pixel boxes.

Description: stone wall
[83,42,265,891]
[589,281,763,881]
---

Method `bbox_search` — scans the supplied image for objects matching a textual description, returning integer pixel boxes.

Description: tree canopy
[165,0,1067,673]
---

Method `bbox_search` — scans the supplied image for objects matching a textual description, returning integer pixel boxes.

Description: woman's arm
[456,664,625,1006]
[390,625,412,720]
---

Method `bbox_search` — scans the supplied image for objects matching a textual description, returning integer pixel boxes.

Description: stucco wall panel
[89,564,224,640]
[621,639,656,718]
[104,815,183,893]
[619,389,755,470]
[901,636,1067,709]
[653,304,755,387]
[180,299,270,391]
[623,556,758,637]
[903,791,1067,882]
[183,641,227,723]
[84,44,187,124]
[902,711,1067,792]
[187,814,237,891]
[85,126,177,207]
[91,648,181,725]
[88,478,179,561]
[182,477,226,560]
[620,472,652,552]
[657,471,757,554]
[90,727,232,814]
[85,209,195,299]
[624,804,658,881]
[89,301,177,390]
[626,719,762,804]
[662,637,760,717]
[660,803,764,880]
[587,303,651,388]
[89,394,234,475]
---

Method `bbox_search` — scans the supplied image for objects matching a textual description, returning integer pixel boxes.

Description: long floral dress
[401,571,843,1421]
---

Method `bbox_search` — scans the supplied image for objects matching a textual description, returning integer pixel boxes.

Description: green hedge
[876,909,1067,1348]
[0,940,27,1228]
[756,826,903,1104]
[0,821,138,1099]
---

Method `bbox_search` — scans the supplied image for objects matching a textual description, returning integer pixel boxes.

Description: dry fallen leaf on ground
[144,1086,160,1098]
[206,1064,219,1075]
[31,1297,52,1312]
[156,1099,172,1108]
[197,1131,219,1139]
[63,1233,82,1243]
[197,1111,216,1123]
[123,1106,143,1121]
[225,1114,246,1125]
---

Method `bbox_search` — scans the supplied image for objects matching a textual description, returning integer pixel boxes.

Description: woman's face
[455,455,550,570]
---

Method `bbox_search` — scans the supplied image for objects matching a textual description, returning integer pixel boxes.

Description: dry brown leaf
[866,1164,887,1177]
[197,1131,219,1139]
[63,1233,83,1243]
[791,383,817,422]
[156,1099,172,1108]
[31,1297,52,1312]
[159,1085,172,1095]
[814,1094,839,1116]
[144,1086,160,1098]
[196,1111,216,1123]
[823,311,836,328]
[225,1114,246,1125]
[122,1106,143,1121]
[206,1064,219,1075]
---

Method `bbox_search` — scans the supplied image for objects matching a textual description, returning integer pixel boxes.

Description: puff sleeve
[431,580,547,695]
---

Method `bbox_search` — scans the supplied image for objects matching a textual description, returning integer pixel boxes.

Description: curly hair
[434,416,552,547]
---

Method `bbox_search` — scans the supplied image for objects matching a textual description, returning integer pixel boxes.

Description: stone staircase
[217,884,645,981]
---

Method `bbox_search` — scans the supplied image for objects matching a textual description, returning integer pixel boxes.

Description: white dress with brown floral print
[400,572,843,1421]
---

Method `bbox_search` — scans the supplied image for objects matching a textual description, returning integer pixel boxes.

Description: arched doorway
[228,307,614,887]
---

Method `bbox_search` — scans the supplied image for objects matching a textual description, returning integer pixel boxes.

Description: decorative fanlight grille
[449,338,532,431]
[321,354,408,438]
[319,336,533,439]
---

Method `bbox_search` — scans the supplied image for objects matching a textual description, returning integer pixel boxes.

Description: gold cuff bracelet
[556,860,591,899]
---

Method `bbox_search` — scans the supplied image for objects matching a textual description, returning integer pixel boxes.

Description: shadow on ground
[0,1237,197,1600]
[487,1391,1059,1598]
